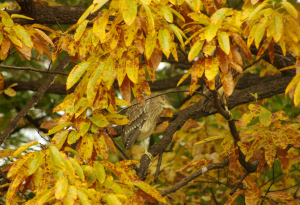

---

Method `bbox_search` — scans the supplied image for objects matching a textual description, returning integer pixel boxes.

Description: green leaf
[158,28,171,58]
[50,146,62,167]
[94,161,106,183]
[217,32,230,55]
[123,0,137,26]
[70,158,85,181]
[67,61,90,90]
[89,114,108,127]
[12,25,33,48]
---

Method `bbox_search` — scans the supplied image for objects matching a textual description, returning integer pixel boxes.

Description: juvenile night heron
[121,93,174,159]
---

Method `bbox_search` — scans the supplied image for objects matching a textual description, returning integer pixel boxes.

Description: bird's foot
[144,150,153,160]
[225,106,233,121]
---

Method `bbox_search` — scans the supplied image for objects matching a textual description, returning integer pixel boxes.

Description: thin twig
[108,134,138,171]
[154,152,163,183]
[36,0,64,32]
[230,172,249,195]
[0,65,68,76]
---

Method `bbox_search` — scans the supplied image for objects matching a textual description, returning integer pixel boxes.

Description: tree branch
[0,56,70,146]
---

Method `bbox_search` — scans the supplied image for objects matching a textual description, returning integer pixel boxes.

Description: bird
[121,93,174,159]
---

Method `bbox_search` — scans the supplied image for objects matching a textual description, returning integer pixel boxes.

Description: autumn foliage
[0,0,300,204]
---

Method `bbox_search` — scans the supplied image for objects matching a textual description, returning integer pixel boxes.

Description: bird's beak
[164,102,175,110]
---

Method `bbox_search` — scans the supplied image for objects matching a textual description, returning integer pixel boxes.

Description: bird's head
[160,95,175,110]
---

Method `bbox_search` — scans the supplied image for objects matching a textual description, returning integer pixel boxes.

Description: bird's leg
[225,105,233,121]
[143,140,153,160]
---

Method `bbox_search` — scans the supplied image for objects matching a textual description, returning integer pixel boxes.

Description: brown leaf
[216,46,229,73]
[120,75,131,102]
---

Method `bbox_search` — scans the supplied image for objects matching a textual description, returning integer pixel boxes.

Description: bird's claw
[144,151,153,160]
[225,106,233,121]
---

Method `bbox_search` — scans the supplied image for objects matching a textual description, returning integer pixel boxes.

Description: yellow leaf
[145,34,156,60]
[7,32,22,48]
[12,25,33,48]
[195,135,225,145]
[55,176,68,200]
[94,134,109,159]
[177,67,192,87]
[123,0,137,26]
[142,3,155,32]
[34,28,55,47]
[6,172,27,205]
[294,80,300,106]
[43,122,73,136]
[169,24,185,45]
[24,151,44,176]
[0,149,14,158]
[74,20,89,42]
[160,5,173,23]
[124,21,138,47]
[92,0,109,13]
[169,7,185,22]
[50,146,62,167]
[77,4,94,24]
[255,16,268,49]
[273,12,283,43]
[158,28,171,58]
[89,114,108,127]
[70,158,85,181]
[67,61,90,90]
[10,141,38,160]
[0,10,13,27]
[205,56,219,81]
[4,87,16,97]
[63,186,78,205]
[126,48,140,84]
[134,181,167,204]
[107,194,122,205]
[93,9,109,41]
[78,189,92,205]
[94,161,106,183]
[248,0,269,20]
[188,12,210,25]
[217,32,230,55]
[281,1,298,18]
[247,23,258,47]
[205,23,219,42]
[86,62,104,104]
[51,129,69,150]
[188,39,204,62]
[106,114,131,125]
[211,8,228,25]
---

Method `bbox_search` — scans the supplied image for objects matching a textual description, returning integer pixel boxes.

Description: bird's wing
[122,103,148,150]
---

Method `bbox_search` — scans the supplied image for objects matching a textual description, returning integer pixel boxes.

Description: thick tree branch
[136,75,292,179]
[0,56,70,146]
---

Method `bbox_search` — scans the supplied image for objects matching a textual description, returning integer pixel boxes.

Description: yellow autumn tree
[0,0,300,204]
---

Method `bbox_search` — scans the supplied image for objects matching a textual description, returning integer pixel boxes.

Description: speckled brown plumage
[121,93,173,151]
